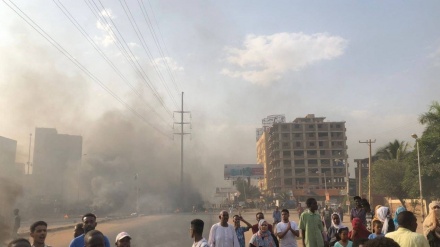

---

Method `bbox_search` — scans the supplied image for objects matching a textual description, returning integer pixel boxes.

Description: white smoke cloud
[222,32,348,85]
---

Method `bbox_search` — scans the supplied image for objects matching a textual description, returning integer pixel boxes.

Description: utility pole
[174,92,191,211]
[27,133,32,174]
[359,139,376,204]
[358,160,362,196]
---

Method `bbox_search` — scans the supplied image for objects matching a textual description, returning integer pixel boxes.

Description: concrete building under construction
[256,114,348,202]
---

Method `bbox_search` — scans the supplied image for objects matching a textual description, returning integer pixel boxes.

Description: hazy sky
[1,0,440,189]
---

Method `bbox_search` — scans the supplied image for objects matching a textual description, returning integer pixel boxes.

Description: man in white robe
[208,210,240,247]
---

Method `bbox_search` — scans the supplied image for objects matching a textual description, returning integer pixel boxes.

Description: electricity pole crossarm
[173,92,191,211]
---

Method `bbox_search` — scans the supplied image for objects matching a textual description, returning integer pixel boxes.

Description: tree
[417,101,440,200]
[234,178,261,201]
[376,140,410,161]
[371,159,409,206]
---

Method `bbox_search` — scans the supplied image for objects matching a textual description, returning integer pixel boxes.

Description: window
[320,150,326,155]
[284,169,292,176]
[283,160,292,165]
[319,141,324,147]
[294,159,305,165]
[284,178,292,185]
[309,159,318,165]
[283,142,290,148]
[318,124,322,128]
[336,124,341,128]
[296,142,301,147]
[307,150,317,156]
[295,168,305,175]
[283,151,291,157]
[308,133,315,137]
[294,124,300,129]
[309,124,314,128]
[294,151,304,156]
[321,159,330,164]
[309,142,315,146]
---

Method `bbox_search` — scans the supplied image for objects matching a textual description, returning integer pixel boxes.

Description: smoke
[0,177,23,246]
[0,26,214,216]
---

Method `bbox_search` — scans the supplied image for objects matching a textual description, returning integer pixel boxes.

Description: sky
[1,0,440,199]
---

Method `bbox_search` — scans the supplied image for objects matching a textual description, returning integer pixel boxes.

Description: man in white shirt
[208,210,240,247]
[191,219,209,247]
[276,209,299,247]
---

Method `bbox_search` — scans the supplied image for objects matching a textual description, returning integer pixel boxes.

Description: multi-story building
[257,114,348,202]
[32,128,82,202]
[0,136,18,176]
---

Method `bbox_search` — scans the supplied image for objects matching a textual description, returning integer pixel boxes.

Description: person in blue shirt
[273,206,281,225]
[69,213,111,247]
[233,215,252,247]
[368,220,384,239]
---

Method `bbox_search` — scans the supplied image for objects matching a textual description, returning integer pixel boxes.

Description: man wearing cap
[69,213,111,247]
[115,232,131,247]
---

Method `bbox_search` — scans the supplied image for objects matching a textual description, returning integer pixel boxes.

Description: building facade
[32,128,82,203]
[257,114,348,201]
[0,136,18,177]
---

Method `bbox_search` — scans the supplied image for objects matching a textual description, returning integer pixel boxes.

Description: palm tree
[419,101,440,133]
[376,139,410,161]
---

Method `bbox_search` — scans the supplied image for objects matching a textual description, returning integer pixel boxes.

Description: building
[256,114,348,202]
[0,136,19,176]
[32,128,82,203]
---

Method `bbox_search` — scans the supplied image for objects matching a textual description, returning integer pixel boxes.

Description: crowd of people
[191,196,440,247]
[7,213,131,247]
[7,196,440,247]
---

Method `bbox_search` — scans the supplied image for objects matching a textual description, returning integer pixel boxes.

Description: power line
[117,0,179,108]
[87,0,174,117]
[138,0,181,93]
[2,0,172,139]
[53,0,172,128]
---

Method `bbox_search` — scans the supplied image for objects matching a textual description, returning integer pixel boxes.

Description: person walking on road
[69,213,111,247]
[115,232,131,247]
[252,212,273,234]
[350,196,366,227]
[29,221,51,247]
[191,219,209,247]
[208,210,240,247]
[385,211,429,247]
[322,205,333,231]
[273,207,281,226]
[276,209,299,247]
[249,220,276,247]
[232,215,252,247]
[12,209,21,239]
[299,198,326,247]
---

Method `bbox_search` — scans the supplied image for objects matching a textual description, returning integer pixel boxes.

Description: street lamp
[411,133,425,221]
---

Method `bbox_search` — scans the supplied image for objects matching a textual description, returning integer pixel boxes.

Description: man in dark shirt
[251,212,273,234]
[350,196,367,226]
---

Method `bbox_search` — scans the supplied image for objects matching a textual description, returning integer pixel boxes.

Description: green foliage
[234,178,261,201]
[418,101,440,200]
[376,139,410,161]
[371,159,409,206]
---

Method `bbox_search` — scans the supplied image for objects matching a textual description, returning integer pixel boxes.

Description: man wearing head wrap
[423,201,440,247]
[393,206,407,228]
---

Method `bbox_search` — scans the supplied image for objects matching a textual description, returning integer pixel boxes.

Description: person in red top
[349,218,371,241]
[251,212,273,234]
